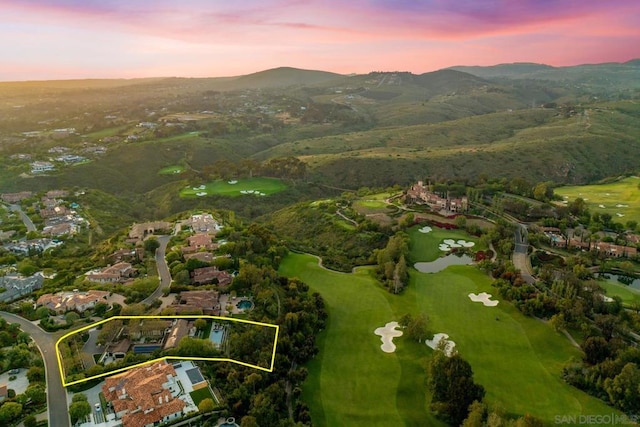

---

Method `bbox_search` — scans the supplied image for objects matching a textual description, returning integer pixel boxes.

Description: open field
[280,228,621,425]
[180,177,287,198]
[555,176,640,225]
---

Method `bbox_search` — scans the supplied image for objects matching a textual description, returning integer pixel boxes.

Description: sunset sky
[1,0,638,81]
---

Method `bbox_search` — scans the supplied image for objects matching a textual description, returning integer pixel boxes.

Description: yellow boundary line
[56,315,279,387]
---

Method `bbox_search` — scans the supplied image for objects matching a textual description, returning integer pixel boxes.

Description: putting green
[158,165,185,175]
[408,225,483,262]
[281,248,620,425]
[180,177,287,197]
[555,176,640,225]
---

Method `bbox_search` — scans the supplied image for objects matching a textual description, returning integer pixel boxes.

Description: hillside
[0,61,639,222]
[229,67,344,89]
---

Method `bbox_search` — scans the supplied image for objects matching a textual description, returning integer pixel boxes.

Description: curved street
[8,204,37,232]
[0,311,70,427]
[142,235,172,305]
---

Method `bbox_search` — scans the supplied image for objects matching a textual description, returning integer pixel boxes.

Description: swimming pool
[210,329,224,346]
[236,299,253,310]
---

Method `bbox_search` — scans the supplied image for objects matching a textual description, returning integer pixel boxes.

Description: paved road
[9,204,37,232]
[142,235,172,305]
[513,224,536,284]
[0,312,71,427]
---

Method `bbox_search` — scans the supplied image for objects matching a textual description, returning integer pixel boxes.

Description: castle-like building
[406,181,468,213]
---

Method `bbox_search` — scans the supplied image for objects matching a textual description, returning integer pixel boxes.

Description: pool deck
[218,295,254,315]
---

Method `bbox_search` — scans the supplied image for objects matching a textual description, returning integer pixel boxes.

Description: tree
[24,384,46,405]
[406,313,428,342]
[198,398,215,413]
[533,182,548,201]
[27,366,45,384]
[144,237,160,254]
[72,393,88,402]
[604,363,640,413]
[23,415,37,427]
[0,402,23,424]
[35,306,50,320]
[582,336,611,365]
[428,352,485,426]
[69,400,91,424]
[65,311,80,325]
[549,313,566,332]
[240,415,259,427]
[194,318,207,331]
[93,302,109,317]
[462,400,485,427]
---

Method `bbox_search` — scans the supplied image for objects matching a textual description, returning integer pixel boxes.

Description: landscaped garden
[179,177,287,198]
[279,226,621,426]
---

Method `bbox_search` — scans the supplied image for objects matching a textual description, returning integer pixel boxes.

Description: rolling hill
[0,61,639,221]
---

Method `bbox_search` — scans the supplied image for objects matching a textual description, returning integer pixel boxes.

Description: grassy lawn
[190,386,215,406]
[180,177,287,198]
[158,165,185,175]
[408,225,483,263]
[280,245,620,426]
[279,254,444,427]
[555,176,640,225]
[598,278,640,305]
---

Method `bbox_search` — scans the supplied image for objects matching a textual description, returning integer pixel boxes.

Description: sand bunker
[196,192,207,197]
[374,321,403,353]
[419,226,433,233]
[228,180,238,184]
[617,213,625,217]
[426,333,456,357]
[599,204,606,208]
[439,239,475,251]
[468,292,499,306]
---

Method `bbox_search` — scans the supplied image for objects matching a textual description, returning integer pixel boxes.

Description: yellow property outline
[56,315,279,387]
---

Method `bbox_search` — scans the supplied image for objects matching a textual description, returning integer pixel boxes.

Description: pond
[414,253,474,273]
[597,273,640,290]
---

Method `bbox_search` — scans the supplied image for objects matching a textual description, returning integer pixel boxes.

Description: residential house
[108,248,139,263]
[191,267,232,286]
[182,233,218,255]
[42,223,76,237]
[46,190,68,198]
[162,319,192,350]
[86,262,136,283]
[31,161,55,173]
[127,320,171,340]
[0,384,7,402]
[129,222,172,241]
[171,290,220,315]
[1,192,33,203]
[102,361,186,427]
[184,252,214,262]
[594,242,638,258]
[36,290,109,314]
[0,273,44,302]
[182,214,220,234]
